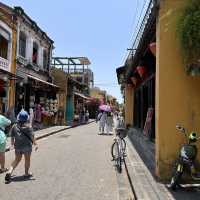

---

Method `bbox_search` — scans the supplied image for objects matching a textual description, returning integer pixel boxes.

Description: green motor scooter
[170,124,200,190]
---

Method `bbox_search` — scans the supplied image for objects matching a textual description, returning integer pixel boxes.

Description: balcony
[16,55,28,66]
[0,57,9,71]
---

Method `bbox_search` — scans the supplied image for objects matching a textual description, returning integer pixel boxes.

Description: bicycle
[111,127,127,173]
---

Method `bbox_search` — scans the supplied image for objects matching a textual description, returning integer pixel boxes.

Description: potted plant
[177,0,200,75]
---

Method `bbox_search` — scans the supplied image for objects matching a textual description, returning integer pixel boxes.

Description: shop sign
[32,64,40,72]
[16,56,28,66]
[143,108,154,137]
[0,57,10,72]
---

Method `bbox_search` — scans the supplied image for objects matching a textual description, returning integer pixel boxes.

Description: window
[32,42,38,64]
[19,31,26,58]
[0,34,8,59]
[43,49,48,69]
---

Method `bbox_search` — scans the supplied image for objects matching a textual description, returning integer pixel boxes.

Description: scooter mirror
[176,124,185,133]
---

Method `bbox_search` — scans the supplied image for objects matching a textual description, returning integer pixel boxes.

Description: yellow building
[90,87,106,103]
[117,0,200,180]
[0,3,17,114]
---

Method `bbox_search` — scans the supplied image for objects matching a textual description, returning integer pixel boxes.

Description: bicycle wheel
[111,141,117,160]
[114,142,122,173]
[121,138,126,153]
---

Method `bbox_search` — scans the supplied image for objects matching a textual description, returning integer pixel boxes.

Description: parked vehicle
[111,127,127,173]
[170,124,200,190]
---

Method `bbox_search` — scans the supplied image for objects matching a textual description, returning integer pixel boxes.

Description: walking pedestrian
[85,110,89,123]
[113,111,119,130]
[5,110,38,183]
[98,111,107,134]
[105,111,113,134]
[0,114,11,173]
[29,107,34,128]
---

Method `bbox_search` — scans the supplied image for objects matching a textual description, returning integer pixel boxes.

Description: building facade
[13,6,59,127]
[0,3,17,114]
[117,0,200,180]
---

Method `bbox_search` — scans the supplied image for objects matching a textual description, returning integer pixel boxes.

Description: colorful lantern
[130,77,137,86]
[136,66,146,78]
[127,83,133,89]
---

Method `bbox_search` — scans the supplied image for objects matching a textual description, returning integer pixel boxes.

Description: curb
[6,120,95,152]
[125,137,174,200]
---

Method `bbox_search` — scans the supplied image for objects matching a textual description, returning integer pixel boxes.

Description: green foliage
[177,0,200,64]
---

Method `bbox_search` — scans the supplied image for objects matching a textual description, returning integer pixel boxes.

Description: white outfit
[113,115,120,130]
[29,108,34,128]
[106,114,113,134]
[98,112,107,133]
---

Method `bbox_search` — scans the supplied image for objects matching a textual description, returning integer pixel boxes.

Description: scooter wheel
[170,172,182,191]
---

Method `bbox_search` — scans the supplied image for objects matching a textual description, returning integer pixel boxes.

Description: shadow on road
[166,185,200,200]
[58,134,71,139]
[98,133,113,136]
[10,175,36,182]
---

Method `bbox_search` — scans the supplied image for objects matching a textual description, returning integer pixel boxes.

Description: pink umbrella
[99,104,111,112]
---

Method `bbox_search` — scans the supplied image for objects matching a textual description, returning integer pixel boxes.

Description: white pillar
[38,46,43,69]
[26,36,33,63]
[16,21,20,58]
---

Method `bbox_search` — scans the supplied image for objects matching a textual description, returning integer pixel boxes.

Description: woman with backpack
[5,110,38,183]
[0,114,11,173]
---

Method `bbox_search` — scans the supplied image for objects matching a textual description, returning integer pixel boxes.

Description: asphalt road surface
[0,123,130,200]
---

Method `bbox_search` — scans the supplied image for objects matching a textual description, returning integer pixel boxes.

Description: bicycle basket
[116,128,127,138]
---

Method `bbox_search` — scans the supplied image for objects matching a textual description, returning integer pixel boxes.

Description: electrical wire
[121,0,149,65]
[120,0,139,65]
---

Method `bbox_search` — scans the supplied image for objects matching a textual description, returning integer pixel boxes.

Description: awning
[27,74,59,88]
[74,92,90,100]
[0,68,21,80]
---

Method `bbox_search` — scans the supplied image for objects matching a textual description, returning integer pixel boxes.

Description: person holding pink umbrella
[98,111,107,134]
[105,111,113,134]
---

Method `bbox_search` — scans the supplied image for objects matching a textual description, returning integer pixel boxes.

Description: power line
[121,0,139,65]
[121,0,149,65]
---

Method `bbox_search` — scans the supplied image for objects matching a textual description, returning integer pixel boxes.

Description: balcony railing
[128,0,156,60]
[16,55,28,66]
[0,57,9,71]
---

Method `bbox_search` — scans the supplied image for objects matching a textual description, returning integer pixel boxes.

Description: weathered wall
[125,85,134,126]
[51,69,68,124]
[9,26,17,108]
[156,0,200,179]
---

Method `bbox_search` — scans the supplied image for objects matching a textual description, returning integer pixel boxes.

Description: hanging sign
[143,107,154,137]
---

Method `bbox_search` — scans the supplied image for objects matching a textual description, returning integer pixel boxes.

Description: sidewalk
[125,138,173,200]
[125,129,200,200]
[6,120,94,152]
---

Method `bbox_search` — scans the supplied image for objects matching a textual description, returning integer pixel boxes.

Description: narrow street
[0,123,132,200]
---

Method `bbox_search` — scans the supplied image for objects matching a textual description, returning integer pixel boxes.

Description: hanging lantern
[136,66,146,78]
[127,83,133,89]
[130,77,137,87]
[149,42,156,56]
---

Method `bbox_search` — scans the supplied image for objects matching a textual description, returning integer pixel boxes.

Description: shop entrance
[133,49,156,141]
[66,95,74,125]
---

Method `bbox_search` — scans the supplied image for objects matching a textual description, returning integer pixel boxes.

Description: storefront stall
[74,92,90,125]
[0,69,18,114]
[15,74,59,129]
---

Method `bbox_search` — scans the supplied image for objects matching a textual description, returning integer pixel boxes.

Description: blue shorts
[15,147,32,154]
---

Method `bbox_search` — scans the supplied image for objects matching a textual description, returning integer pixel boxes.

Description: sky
[2,0,148,103]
